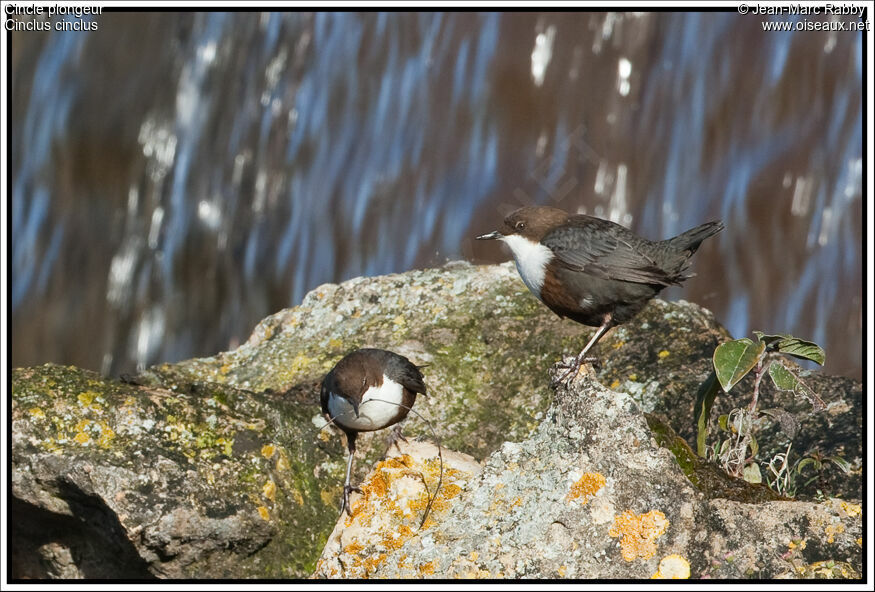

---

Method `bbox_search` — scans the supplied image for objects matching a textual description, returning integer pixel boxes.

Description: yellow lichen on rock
[261,443,276,459]
[651,554,691,579]
[97,422,115,447]
[263,479,276,502]
[608,509,669,561]
[77,391,96,406]
[825,522,844,544]
[839,501,861,517]
[567,472,606,505]
[795,560,860,579]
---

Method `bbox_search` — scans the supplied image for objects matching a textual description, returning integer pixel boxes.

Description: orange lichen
[567,472,606,505]
[651,554,691,579]
[256,506,269,521]
[343,541,364,555]
[418,560,436,576]
[358,553,388,576]
[443,483,463,498]
[328,452,473,577]
[261,444,276,458]
[609,510,669,561]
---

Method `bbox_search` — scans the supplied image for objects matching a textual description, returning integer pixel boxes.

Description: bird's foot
[385,424,408,452]
[341,484,363,517]
[551,355,599,387]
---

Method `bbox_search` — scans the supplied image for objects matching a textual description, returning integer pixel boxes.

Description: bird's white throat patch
[502,234,554,298]
[327,375,404,431]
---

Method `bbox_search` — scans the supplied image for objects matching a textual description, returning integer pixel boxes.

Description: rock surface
[313,441,483,579]
[316,367,862,579]
[10,261,863,579]
[11,364,344,578]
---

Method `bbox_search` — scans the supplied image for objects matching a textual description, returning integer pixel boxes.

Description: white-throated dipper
[320,348,427,516]
[477,206,723,383]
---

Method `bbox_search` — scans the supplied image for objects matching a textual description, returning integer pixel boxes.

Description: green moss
[645,413,786,503]
[13,362,350,578]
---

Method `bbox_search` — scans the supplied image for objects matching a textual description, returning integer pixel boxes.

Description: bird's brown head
[476,206,571,242]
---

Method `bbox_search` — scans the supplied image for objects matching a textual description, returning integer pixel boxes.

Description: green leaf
[749,434,759,458]
[768,361,798,391]
[713,338,765,392]
[752,331,825,365]
[826,456,852,474]
[776,339,825,366]
[796,457,821,474]
[694,371,720,457]
[717,414,729,432]
[752,331,781,345]
[742,463,762,484]
[769,361,826,410]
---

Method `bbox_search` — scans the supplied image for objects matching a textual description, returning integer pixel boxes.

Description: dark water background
[11,11,863,380]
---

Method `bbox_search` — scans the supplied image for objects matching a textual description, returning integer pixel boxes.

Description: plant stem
[750,358,765,414]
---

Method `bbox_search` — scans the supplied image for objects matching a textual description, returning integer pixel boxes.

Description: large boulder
[10,364,343,578]
[10,261,862,578]
[313,367,862,579]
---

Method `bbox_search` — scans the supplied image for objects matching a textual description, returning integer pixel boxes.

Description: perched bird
[320,348,427,516]
[477,206,723,383]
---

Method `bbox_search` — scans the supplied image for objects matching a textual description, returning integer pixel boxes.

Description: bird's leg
[554,317,612,386]
[341,432,362,517]
[385,423,408,452]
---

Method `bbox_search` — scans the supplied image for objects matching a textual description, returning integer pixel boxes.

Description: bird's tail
[666,220,724,254]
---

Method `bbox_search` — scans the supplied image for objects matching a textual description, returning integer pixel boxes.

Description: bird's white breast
[327,375,405,431]
[502,234,554,299]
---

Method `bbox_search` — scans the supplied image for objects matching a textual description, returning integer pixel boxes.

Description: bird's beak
[476,231,503,241]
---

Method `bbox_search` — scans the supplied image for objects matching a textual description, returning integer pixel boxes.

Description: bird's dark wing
[397,365,427,396]
[380,351,428,396]
[320,379,331,416]
[542,217,680,286]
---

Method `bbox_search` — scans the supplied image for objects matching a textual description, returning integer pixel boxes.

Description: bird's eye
[515,221,526,230]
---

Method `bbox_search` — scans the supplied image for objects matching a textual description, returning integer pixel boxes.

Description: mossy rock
[12,261,862,578]
[11,363,342,578]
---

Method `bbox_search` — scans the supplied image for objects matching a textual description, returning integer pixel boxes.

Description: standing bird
[320,348,427,516]
[477,206,723,383]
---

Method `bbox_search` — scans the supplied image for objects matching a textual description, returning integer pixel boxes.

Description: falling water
[10,11,863,379]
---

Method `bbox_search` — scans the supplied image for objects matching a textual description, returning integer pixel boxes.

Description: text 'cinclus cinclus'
[477,206,723,383]
[321,348,427,516]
